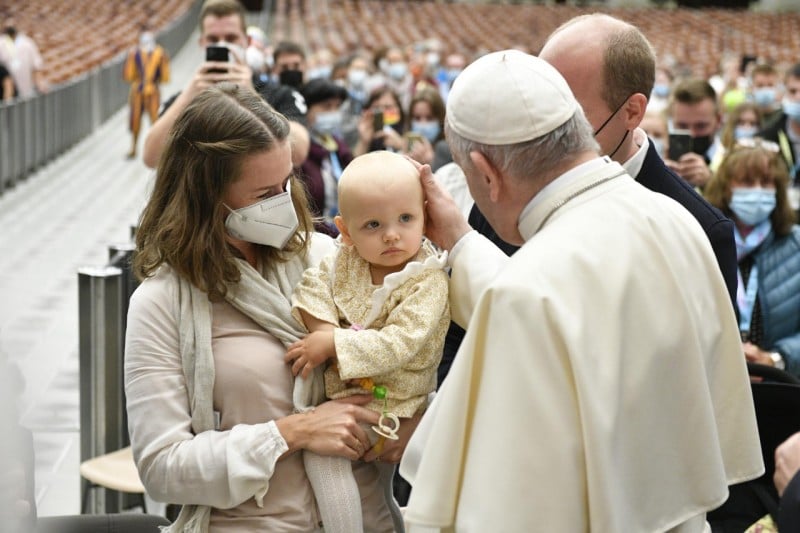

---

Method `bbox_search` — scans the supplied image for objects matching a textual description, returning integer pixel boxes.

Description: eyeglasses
[734,137,780,153]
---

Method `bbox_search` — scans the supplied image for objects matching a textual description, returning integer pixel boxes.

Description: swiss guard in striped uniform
[124,30,170,159]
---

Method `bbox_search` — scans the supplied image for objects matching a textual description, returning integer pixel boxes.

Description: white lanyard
[737,264,759,335]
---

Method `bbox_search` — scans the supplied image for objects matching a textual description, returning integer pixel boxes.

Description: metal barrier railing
[0,0,202,197]
[78,241,139,515]
[78,264,126,515]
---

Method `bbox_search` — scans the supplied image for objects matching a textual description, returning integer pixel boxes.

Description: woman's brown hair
[719,102,762,151]
[705,142,795,237]
[134,83,315,300]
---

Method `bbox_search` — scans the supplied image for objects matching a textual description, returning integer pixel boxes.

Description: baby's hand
[285,331,336,378]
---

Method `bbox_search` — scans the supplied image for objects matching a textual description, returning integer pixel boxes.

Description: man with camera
[142,0,308,169]
[664,78,723,189]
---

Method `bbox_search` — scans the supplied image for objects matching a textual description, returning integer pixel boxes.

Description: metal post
[108,242,140,510]
[78,265,126,514]
[108,242,138,310]
[107,242,137,440]
[0,103,9,193]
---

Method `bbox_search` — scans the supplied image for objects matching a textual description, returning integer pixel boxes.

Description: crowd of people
[4,0,800,531]
[0,24,46,102]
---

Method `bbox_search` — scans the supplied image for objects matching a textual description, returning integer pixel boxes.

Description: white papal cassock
[400,158,764,533]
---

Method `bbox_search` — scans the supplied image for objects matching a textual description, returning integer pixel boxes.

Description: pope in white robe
[399,50,764,533]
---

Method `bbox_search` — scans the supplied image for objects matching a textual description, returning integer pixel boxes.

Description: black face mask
[594,97,630,160]
[691,135,712,159]
[279,69,304,89]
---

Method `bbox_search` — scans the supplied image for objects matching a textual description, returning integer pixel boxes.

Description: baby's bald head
[337,151,422,220]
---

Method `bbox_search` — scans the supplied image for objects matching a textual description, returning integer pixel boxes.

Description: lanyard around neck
[737,264,759,335]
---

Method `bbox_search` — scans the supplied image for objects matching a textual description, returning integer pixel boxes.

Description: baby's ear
[334,216,353,245]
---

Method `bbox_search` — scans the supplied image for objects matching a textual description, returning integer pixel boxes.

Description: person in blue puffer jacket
[705,137,800,378]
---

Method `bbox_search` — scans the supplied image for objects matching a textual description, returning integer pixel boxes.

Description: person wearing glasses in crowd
[704,137,800,378]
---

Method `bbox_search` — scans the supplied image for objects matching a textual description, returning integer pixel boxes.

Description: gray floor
[0,33,202,518]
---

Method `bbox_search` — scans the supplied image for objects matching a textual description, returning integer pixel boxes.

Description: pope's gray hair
[445,109,599,181]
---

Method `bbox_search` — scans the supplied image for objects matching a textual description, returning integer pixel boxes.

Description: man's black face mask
[279,69,303,89]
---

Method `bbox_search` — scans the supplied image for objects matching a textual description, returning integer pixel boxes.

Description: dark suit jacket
[635,140,738,306]
[438,141,738,386]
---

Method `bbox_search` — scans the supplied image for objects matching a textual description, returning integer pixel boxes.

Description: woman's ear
[334,215,353,245]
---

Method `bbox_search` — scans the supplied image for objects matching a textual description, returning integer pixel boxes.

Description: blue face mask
[445,68,462,84]
[734,125,758,140]
[729,187,776,227]
[783,99,800,122]
[411,121,441,143]
[652,84,670,99]
[753,87,776,107]
[307,66,332,81]
[313,110,342,136]
[348,69,367,88]
[388,63,407,81]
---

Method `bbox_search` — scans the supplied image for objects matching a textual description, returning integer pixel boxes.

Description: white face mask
[214,41,245,64]
[139,32,156,53]
[245,46,267,73]
[224,181,299,249]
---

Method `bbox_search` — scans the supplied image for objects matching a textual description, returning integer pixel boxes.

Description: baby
[287,151,450,533]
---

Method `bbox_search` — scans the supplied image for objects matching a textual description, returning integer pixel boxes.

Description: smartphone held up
[667,130,692,161]
[206,45,230,74]
[372,109,384,133]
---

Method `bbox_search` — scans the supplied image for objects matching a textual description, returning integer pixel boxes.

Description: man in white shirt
[399,50,763,532]
[1,25,46,98]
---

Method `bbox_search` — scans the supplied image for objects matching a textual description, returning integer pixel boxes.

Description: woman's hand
[404,136,434,165]
[380,127,405,152]
[362,411,424,464]
[277,396,379,461]
[357,111,377,145]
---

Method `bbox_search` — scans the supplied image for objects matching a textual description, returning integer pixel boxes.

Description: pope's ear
[469,150,503,203]
[334,216,353,245]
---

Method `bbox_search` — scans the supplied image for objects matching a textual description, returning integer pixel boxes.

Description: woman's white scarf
[164,247,326,532]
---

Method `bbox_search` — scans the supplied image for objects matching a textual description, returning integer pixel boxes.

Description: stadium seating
[3,0,799,107]
[270,0,800,81]
[1,0,194,87]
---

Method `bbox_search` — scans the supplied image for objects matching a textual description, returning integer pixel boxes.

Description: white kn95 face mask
[224,180,299,249]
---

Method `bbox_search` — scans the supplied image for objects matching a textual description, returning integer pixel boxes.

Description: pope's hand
[408,159,472,251]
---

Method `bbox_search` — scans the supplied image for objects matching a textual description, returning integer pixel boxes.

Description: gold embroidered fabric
[292,240,450,416]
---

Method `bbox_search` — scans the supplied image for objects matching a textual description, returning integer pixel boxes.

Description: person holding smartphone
[664,78,723,189]
[142,0,308,170]
[352,86,406,157]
